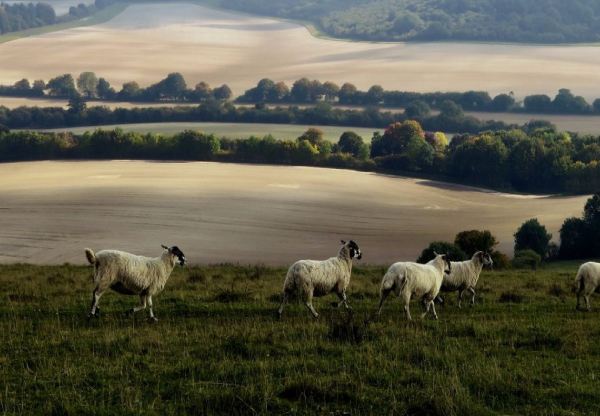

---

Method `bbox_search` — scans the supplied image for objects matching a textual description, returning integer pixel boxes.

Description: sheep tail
[84,248,96,266]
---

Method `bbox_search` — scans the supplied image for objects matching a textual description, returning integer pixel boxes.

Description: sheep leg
[584,293,592,311]
[132,295,147,314]
[468,287,476,305]
[402,291,412,321]
[88,281,109,318]
[147,296,158,322]
[336,291,351,310]
[277,291,289,318]
[420,299,431,319]
[457,290,465,309]
[305,292,319,318]
[430,301,438,319]
[377,288,392,315]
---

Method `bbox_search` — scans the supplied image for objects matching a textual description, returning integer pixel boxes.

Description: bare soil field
[1,2,600,100]
[0,161,588,265]
[38,122,381,141]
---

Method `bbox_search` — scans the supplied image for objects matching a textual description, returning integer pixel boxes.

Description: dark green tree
[514,218,552,259]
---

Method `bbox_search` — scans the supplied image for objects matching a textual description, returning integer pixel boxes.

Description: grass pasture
[1,262,599,415]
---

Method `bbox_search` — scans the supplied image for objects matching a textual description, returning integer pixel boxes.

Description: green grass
[41,122,382,142]
[0,3,128,45]
[1,261,599,414]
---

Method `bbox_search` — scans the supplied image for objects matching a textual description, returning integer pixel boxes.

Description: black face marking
[346,240,362,259]
[169,246,186,266]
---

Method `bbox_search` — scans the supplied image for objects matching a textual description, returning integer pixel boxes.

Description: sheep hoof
[149,317,159,323]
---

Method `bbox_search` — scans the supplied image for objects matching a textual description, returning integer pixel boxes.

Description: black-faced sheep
[277,240,362,318]
[84,245,186,321]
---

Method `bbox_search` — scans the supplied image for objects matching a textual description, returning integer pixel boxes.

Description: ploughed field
[0,161,588,265]
[1,2,600,100]
[1,261,599,414]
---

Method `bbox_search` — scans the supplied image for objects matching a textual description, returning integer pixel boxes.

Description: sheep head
[476,251,494,269]
[162,244,186,266]
[433,251,451,275]
[341,240,362,260]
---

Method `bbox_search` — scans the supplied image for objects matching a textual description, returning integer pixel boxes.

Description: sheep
[575,262,600,311]
[377,253,451,320]
[436,251,493,308]
[84,244,186,321]
[277,240,362,319]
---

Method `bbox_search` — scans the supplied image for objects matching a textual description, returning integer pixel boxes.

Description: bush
[512,249,542,270]
[514,218,552,259]
[490,251,511,270]
[454,230,498,257]
[417,241,467,263]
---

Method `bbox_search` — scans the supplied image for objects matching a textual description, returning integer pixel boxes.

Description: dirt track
[1,3,600,99]
[0,161,588,265]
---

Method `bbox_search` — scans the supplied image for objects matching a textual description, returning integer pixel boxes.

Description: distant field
[38,122,381,141]
[1,2,600,100]
[0,161,588,265]
[0,96,192,109]
[1,261,599,414]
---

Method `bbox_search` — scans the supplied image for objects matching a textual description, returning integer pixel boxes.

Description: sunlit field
[1,2,600,99]
[1,261,599,414]
[0,161,588,265]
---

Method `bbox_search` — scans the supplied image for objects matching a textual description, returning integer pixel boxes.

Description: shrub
[490,251,511,270]
[454,230,498,256]
[514,218,552,259]
[512,249,542,270]
[417,241,467,263]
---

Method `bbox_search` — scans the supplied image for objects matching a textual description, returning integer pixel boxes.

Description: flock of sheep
[83,240,600,321]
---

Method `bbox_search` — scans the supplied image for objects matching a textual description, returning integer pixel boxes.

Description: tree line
[239,79,600,115]
[0,0,114,35]
[216,0,600,44]
[2,73,600,116]
[421,192,600,269]
[0,98,520,134]
[0,72,232,102]
[1,119,600,195]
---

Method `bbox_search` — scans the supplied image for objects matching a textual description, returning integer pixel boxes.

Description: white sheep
[277,240,362,318]
[575,262,600,311]
[84,244,186,321]
[437,251,493,308]
[377,253,451,320]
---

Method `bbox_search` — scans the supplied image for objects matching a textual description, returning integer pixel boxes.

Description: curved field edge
[192,0,600,47]
[0,3,129,45]
[1,262,599,414]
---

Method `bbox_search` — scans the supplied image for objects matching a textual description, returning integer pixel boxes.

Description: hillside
[218,0,600,43]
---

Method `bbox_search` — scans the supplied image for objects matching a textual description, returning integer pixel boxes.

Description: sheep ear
[341,240,346,245]
[161,244,169,250]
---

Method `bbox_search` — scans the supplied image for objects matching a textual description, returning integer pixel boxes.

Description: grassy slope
[1,262,599,415]
[0,3,128,45]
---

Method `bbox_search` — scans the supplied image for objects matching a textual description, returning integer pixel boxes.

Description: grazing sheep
[575,262,600,311]
[84,245,186,321]
[437,251,493,308]
[377,253,451,320]
[277,240,362,319]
